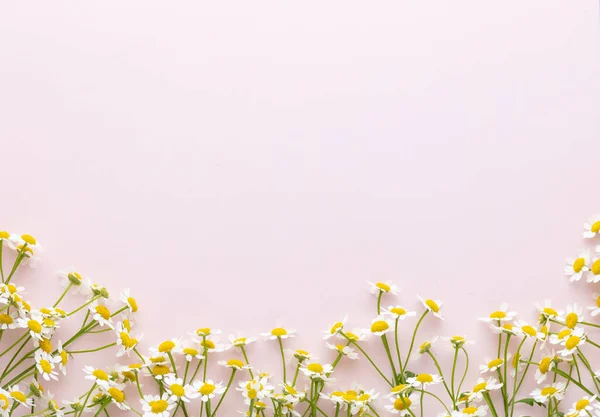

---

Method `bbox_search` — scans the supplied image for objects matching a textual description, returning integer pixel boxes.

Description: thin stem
[343,336,392,386]
[53,283,72,308]
[381,335,398,383]
[404,311,428,373]
[457,347,469,397]
[211,369,236,417]
[241,346,254,379]
[277,337,287,383]
[68,342,116,354]
[426,351,453,403]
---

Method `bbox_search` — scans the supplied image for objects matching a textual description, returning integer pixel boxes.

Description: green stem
[394,318,404,380]
[53,283,72,307]
[343,335,392,386]
[457,347,469,397]
[552,367,594,396]
[381,334,398,383]
[241,346,254,379]
[426,352,454,403]
[277,337,287,383]
[404,311,428,373]
[69,342,116,354]
[211,369,236,417]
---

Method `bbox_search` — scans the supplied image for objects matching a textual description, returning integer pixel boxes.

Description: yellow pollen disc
[128,297,138,312]
[21,234,37,245]
[393,397,412,410]
[7,285,17,294]
[344,332,358,340]
[95,305,111,320]
[227,359,244,368]
[39,360,52,374]
[391,384,406,393]
[199,339,214,349]
[92,369,109,380]
[565,313,579,329]
[452,336,465,342]
[183,348,198,356]
[540,325,548,336]
[152,365,170,375]
[27,320,42,333]
[0,231,9,239]
[335,344,345,351]
[342,392,356,401]
[543,307,558,316]
[10,392,26,403]
[196,327,211,335]
[234,337,247,345]
[521,325,537,337]
[462,407,478,415]
[490,311,506,319]
[488,358,503,368]
[123,320,132,332]
[358,393,371,401]
[591,220,600,233]
[416,374,433,383]
[390,307,407,315]
[122,371,135,382]
[171,384,185,397]
[330,322,343,334]
[307,363,324,373]
[512,353,520,368]
[558,329,572,339]
[0,394,8,410]
[39,338,52,353]
[473,382,486,392]
[60,350,68,366]
[592,259,600,275]
[425,299,440,312]
[541,387,557,396]
[129,363,143,369]
[573,258,586,273]
[108,388,125,403]
[296,349,309,356]
[271,328,288,337]
[18,245,33,255]
[419,342,431,350]
[149,400,169,413]
[247,389,257,399]
[331,391,344,397]
[158,340,176,352]
[502,323,513,331]
[565,336,581,350]
[375,282,391,292]
[576,399,590,410]
[285,385,297,395]
[539,357,551,373]
[596,296,600,308]
[43,318,55,328]
[0,314,13,325]
[150,356,166,363]
[371,320,389,333]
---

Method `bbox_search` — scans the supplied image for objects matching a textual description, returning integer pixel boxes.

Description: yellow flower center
[123,319,132,332]
[27,320,42,333]
[576,399,590,410]
[330,322,343,334]
[344,332,359,341]
[247,389,257,399]
[539,357,551,374]
[473,382,486,392]
[358,393,370,401]
[158,340,176,352]
[95,305,111,320]
[128,297,138,312]
[39,359,52,374]
[371,320,389,333]
[541,387,557,396]
[171,384,185,397]
[512,353,521,368]
[342,392,356,401]
[43,318,55,328]
[68,272,82,285]
[488,358,503,368]
[425,299,439,312]
[565,313,579,329]
[0,394,8,410]
[490,311,506,319]
[591,220,600,233]
[596,296,600,308]
[416,374,433,383]
[565,336,581,350]
[391,384,406,393]
[543,307,558,316]
[60,350,68,366]
[183,348,198,356]
[7,284,17,294]
[558,329,572,339]
[296,349,309,356]
[502,323,513,331]
[152,365,170,375]
[203,339,215,349]
[0,314,13,325]
[271,328,288,337]
[375,282,391,292]
[149,400,169,414]
[521,325,537,337]
[92,369,109,380]
[21,234,37,245]
[0,232,9,239]
[462,407,478,415]
[393,398,411,410]
[573,258,586,273]
[307,363,324,373]
[120,333,138,349]
[39,338,52,353]
[335,344,346,352]
[390,307,407,316]
[227,359,245,368]
[592,259,600,275]
[10,391,27,403]
[196,328,211,335]
[234,337,247,345]
[150,356,166,363]
[108,388,125,403]
[285,385,297,395]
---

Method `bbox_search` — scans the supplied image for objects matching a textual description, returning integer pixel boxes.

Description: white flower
[300,362,334,381]
[406,373,443,388]
[120,289,139,313]
[384,394,419,415]
[568,395,600,416]
[326,343,359,360]
[323,316,347,340]
[536,300,560,319]
[587,293,600,317]
[105,385,129,411]
[174,345,204,362]
[34,350,61,381]
[237,377,274,402]
[479,358,504,374]
[17,312,50,340]
[0,311,19,330]
[468,377,502,401]
[217,359,251,371]
[164,376,195,403]
[88,301,114,329]
[6,385,33,407]
[228,334,257,348]
[565,251,590,282]
[150,339,182,356]
[367,281,398,295]
[115,323,141,357]
[192,327,221,337]
[418,296,443,319]
[451,406,488,417]
[261,327,296,340]
[530,382,566,404]
[369,316,393,336]
[558,327,586,357]
[140,394,175,417]
[588,253,600,283]
[83,366,111,389]
[57,267,87,293]
[513,320,544,340]
[479,303,517,323]
[442,335,474,349]
[534,353,557,384]
[559,304,584,328]
[189,379,225,402]
[383,306,416,320]
[583,215,600,238]
[196,337,228,353]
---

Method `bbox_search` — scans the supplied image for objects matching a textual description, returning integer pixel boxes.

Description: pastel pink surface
[1,2,599,416]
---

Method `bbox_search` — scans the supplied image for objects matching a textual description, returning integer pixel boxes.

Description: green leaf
[515,398,546,408]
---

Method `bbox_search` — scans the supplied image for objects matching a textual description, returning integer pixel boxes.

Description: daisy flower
[164,376,194,403]
[536,300,560,320]
[384,306,416,321]
[384,393,419,415]
[339,329,369,343]
[56,267,86,293]
[84,366,111,389]
[549,327,575,345]
[406,373,443,388]
[417,337,438,356]
[583,215,600,238]
[383,384,409,399]
[490,322,517,336]
[319,391,344,405]
[300,362,334,382]
[530,382,566,404]
[534,353,556,384]
[479,303,516,323]
[0,312,19,330]
[468,377,503,401]
[323,316,347,340]
[228,334,257,348]
[451,406,488,417]
[17,312,49,341]
[369,316,393,336]
[285,349,313,363]
[189,380,225,402]
[62,398,86,414]
[88,301,114,329]
[120,289,139,313]
[443,335,474,349]
[588,253,600,283]
[115,324,141,357]
[218,359,251,371]
[567,395,600,416]
[418,296,444,319]
[193,328,221,338]
[326,343,359,360]
[588,293,600,317]
[42,392,64,417]
[367,281,398,295]
[261,327,296,340]
[106,386,129,411]
[174,345,204,362]
[8,234,41,251]
[140,393,175,417]
[479,358,504,374]
[34,351,61,381]
[7,385,33,408]
[237,377,274,402]
[513,320,544,340]
[559,304,584,329]
[565,251,590,282]
[196,337,228,353]
[558,327,586,357]
[152,338,182,355]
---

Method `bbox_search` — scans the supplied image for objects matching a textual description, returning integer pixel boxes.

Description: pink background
[1,2,600,415]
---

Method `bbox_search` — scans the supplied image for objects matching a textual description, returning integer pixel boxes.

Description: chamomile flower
[62,398,86,414]
[588,293,600,317]
[84,366,111,389]
[587,253,600,283]
[418,296,444,319]
[549,327,575,345]
[406,373,443,388]
[40,392,64,417]
[106,386,129,411]
[384,306,416,320]
[140,393,175,417]
[513,320,544,340]
[88,301,114,329]
[57,267,86,293]
[237,377,274,402]
[534,353,557,384]
[120,289,139,313]
[367,281,398,295]
[218,359,251,371]
[583,215,600,238]
[479,303,517,323]
[228,334,257,348]
[319,391,344,405]
[443,335,474,349]
[281,385,305,400]
[300,362,334,381]
[323,316,348,340]
[0,312,19,330]
[326,343,359,360]
[261,327,296,340]
[83,279,109,299]
[285,349,313,363]
[468,377,503,401]
[115,323,141,357]
[34,351,60,381]
[531,382,566,404]
[384,393,419,415]
[490,322,517,336]
[567,395,600,416]
[558,327,586,357]
[17,312,49,340]
[383,384,409,399]
[479,358,504,374]
[417,337,438,356]
[164,376,194,403]
[369,316,393,336]
[565,251,590,282]
[9,234,41,251]
[151,338,182,355]
[143,359,172,380]
[189,380,225,402]
[560,304,584,329]
[193,328,221,338]
[451,406,488,417]
[339,329,369,343]
[7,385,33,408]
[536,300,560,320]
[174,345,204,362]
[197,337,228,353]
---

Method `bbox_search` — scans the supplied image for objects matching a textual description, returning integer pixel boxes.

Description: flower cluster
[0,215,599,417]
